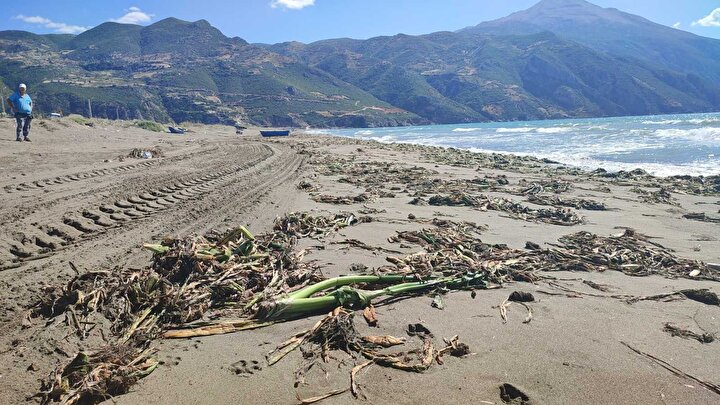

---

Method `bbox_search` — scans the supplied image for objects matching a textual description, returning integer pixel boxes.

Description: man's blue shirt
[9,92,32,114]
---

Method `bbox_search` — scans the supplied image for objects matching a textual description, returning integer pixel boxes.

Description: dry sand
[0,117,718,405]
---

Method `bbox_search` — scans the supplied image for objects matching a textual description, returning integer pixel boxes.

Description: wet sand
[0,118,718,404]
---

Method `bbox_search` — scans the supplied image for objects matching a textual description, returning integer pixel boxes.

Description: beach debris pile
[631,187,679,206]
[32,211,489,403]
[406,143,720,198]
[514,179,573,195]
[526,194,607,211]
[534,229,718,280]
[33,213,360,404]
[126,147,163,159]
[386,225,717,282]
[267,308,470,400]
[427,191,584,226]
[36,345,158,405]
[313,192,376,205]
[415,145,551,172]
[30,206,718,403]
[276,211,371,239]
[683,212,720,223]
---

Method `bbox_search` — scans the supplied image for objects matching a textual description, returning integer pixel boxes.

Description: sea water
[306,112,720,177]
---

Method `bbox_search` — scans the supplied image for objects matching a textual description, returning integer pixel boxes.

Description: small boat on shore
[260,130,290,137]
[168,126,186,134]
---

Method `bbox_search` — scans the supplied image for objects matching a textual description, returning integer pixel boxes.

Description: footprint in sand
[230,359,262,377]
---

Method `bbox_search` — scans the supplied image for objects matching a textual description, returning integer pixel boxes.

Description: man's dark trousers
[15,113,32,140]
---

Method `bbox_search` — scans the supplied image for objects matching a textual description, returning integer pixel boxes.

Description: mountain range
[1,0,719,127]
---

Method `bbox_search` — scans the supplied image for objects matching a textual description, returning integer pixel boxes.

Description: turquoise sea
[306,112,720,177]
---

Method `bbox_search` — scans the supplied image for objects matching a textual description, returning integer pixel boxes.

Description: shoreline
[0,120,718,405]
[301,111,720,178]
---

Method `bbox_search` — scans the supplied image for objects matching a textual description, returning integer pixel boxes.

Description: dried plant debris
[419,146,549,172]
[268,309,470,400]
[37,345,158,405]
[527,194,607,211]
[427,192,584,225]
[391,143,719,197]
[33,213,373,404]
[663,323,715,344]
[313,193,375,205]
[631,187,679,206]
[515,179,573,195]
[127,147,163,159]
[683,212,720,223]
[29,206,719,403]
[513,230,706,279]
[275,212,371,239]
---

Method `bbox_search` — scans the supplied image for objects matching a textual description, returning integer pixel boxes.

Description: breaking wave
[306,112,720,176]
[495,127,535,133]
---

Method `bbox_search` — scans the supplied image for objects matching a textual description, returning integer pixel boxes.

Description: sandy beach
[0,117,718,405]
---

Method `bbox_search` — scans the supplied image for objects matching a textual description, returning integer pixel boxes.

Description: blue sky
[2,1,720,44]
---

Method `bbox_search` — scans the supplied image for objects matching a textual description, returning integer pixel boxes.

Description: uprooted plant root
[36,344,158,405]
[270,308,471,399]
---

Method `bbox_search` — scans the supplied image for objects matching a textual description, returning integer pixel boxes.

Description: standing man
[7,83,33,142]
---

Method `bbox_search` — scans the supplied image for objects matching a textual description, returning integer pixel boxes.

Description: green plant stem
[287,274,411,299]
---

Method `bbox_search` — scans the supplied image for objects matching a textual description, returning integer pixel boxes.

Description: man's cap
[19,83,26,89]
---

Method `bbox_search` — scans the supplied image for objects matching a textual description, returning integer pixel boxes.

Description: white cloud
[672,22,681,29]
[692,8,720,27]
[14,14,89,34]
[111,6,154,24]
[271,0,315,10]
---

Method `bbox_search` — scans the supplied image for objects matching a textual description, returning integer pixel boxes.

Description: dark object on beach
[683,212,720,223]
[408,213,416,220]
[525,241,541,250]
[681,289,720,306]
[168,126,186,134]
[407,323,433,338]
[509,291,535,302]
[583,279,613,292]
[260,130,290,137]
[663,323,715,344]
[296,180,319,192]
[349,263,368,272]
[499,383,532,404]
[431,294,445,310]
[409,197,428,206]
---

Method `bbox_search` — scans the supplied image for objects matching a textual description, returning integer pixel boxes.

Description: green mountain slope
[0,18,422,127]
[272,27,720,121]
[462,0,720,85]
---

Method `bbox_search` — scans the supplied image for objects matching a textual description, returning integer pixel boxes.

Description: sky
[2,1,720,44]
